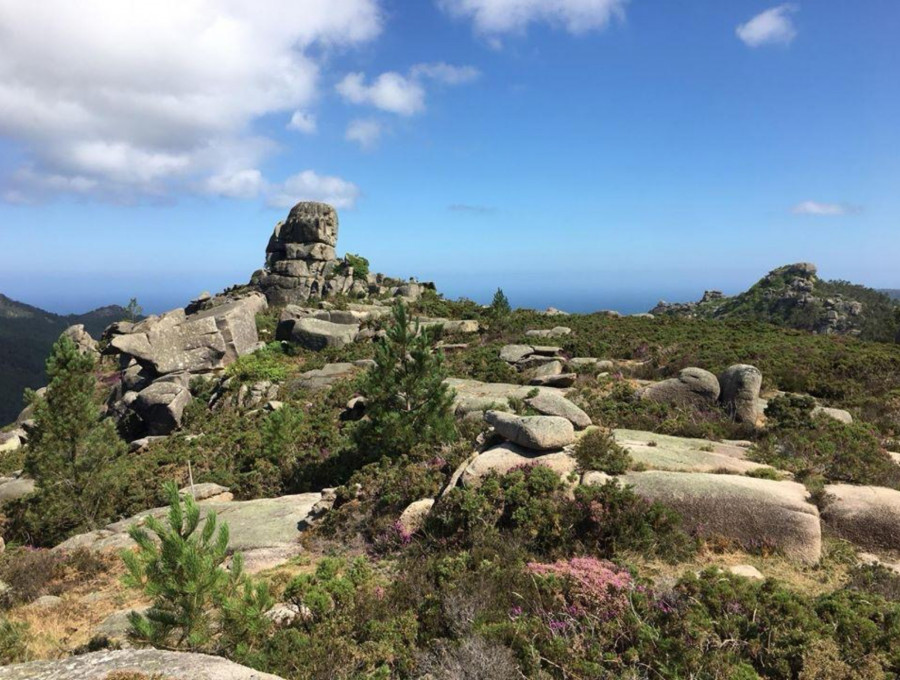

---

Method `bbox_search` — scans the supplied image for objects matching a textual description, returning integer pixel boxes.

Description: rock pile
[498,344,577,387]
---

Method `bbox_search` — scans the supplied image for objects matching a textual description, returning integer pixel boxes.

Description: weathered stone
[530,360,563,380]
[613,429,770,474]
[445,378,569,416]
[822,484,900,551]
[526,392,592,429]
[500,345,534,363]
[529,372,577,388]
[398,498,435,535]
[0,432,22,454]
[614,471,821,564]
[180,482,233,503]
[265,602,309,627]
[484,410,576,451]
[61,324,98,355]
[639,367,721,407]
[420,319,480,334]
[462,443,577,486]
[719,364,764,424]
[0,649,287,680]
[728,564,764,580]
[277,317,358,350]
[133,380,192,435]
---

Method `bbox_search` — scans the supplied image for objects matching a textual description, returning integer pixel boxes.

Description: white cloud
[267,170,360,210]
[792,201,860,216]
[336,72,426,116]
[205,169,265,200]
[336,62,479,116]
[345,119,383,150]
[287,111,317,134]
[0,0,381,202]
[438,0,628,36]
[737,4,798,47]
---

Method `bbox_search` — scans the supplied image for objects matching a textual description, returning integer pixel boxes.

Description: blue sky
[0,0,897,314]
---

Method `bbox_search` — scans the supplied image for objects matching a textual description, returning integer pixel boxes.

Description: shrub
[572,429,631,474]
[355,302,456,458]
[0,617,29,665]
[0,547,109,609]
[122,481,271,651]
[344,253,370,280]
[225,342,291,383]
[765,394,816,430]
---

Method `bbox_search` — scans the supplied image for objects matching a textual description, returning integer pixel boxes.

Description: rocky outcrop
[525,326,571,339]
[612,430,770,474]
[526,392,592,429]
[718,364,764,425]
[132,378,192,435]
[277,316,359,350]
[0,649,287,680]
[61,324,99,355]
[445,378,568,416]
[611,471,822,564]
[638,367,720,407]
[484,410,575,451]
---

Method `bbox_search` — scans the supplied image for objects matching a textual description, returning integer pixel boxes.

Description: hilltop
[3,204,900,679]
[651,263,900,342]
[0,295,128,424]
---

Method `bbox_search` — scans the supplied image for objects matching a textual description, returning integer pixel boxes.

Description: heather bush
[572,428,631,474]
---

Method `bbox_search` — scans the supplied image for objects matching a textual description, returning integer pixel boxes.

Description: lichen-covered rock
[276,317,359,350]
[445,378,569,416]
[718,364,763,424]
[61,324,99,355]
[525,326,571,339]
[484,410,575,451]
[0,649,287,680]
[500,344,534,363]
[618,471,821,564]
[813,406,853,424]
[0,477,35,505]
[613,429,769,474]
[133,379,192,435]
[639,367,720,407]
[398,498,435,535]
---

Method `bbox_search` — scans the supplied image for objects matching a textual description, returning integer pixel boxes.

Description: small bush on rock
[573,429,631,474]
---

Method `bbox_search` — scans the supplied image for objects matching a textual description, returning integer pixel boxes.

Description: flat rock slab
[822,484,900,551]
[0,649,286,680]
[445,378,568,416]
[290,362,360,392]
[616,471,821,564]
[613,429,769,474]
[55,493,323,572]
[526,392,592,429]
[462,442,577,486]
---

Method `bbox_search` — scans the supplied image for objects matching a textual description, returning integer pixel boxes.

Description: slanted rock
[56,492,325,573]
[0,649,287,680]
[526,392,592,429]
[613,429,769,474]
[821,484,900,551]
[639,367,720,407]
[462,442,577,486]
[484,410,575,451]
[719,364,763,425]
[500,345,534,363]
[610,471,821,564]
[180,482,233,503]
[277,317,359,350]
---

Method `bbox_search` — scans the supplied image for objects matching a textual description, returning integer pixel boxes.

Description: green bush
[0,617,29,665]
[573,428,631,474]
[344,253,370,280]
[225,342,291,383]
[765,394,816,430]
[123,481,271,652]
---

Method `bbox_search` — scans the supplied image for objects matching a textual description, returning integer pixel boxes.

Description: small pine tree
[124,297,143,323]
[489,288,511,319]
[22,335,126,542]
[123,481,271,651]
[356,301,456,458]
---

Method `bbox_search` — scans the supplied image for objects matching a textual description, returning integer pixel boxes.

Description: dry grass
[7,555,148,660]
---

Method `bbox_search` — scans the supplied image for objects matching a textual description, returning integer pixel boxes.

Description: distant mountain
[0,294,127,425]
[880,289,900,301]
[651,263,900,342]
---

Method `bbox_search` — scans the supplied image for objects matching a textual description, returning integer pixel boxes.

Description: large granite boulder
[462,442,577,486]
[719,364,763,424]
[606,471,821,564]
[0,431,22,454]
[56,492,325,573]
[109,293,266,375]
[484,410,575,451]
[0,649,287,680]
[821,484,900,551]
[639,367,721,407]
[61,324,99,355]
[0,476,36,505]
[445,378,568,416]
